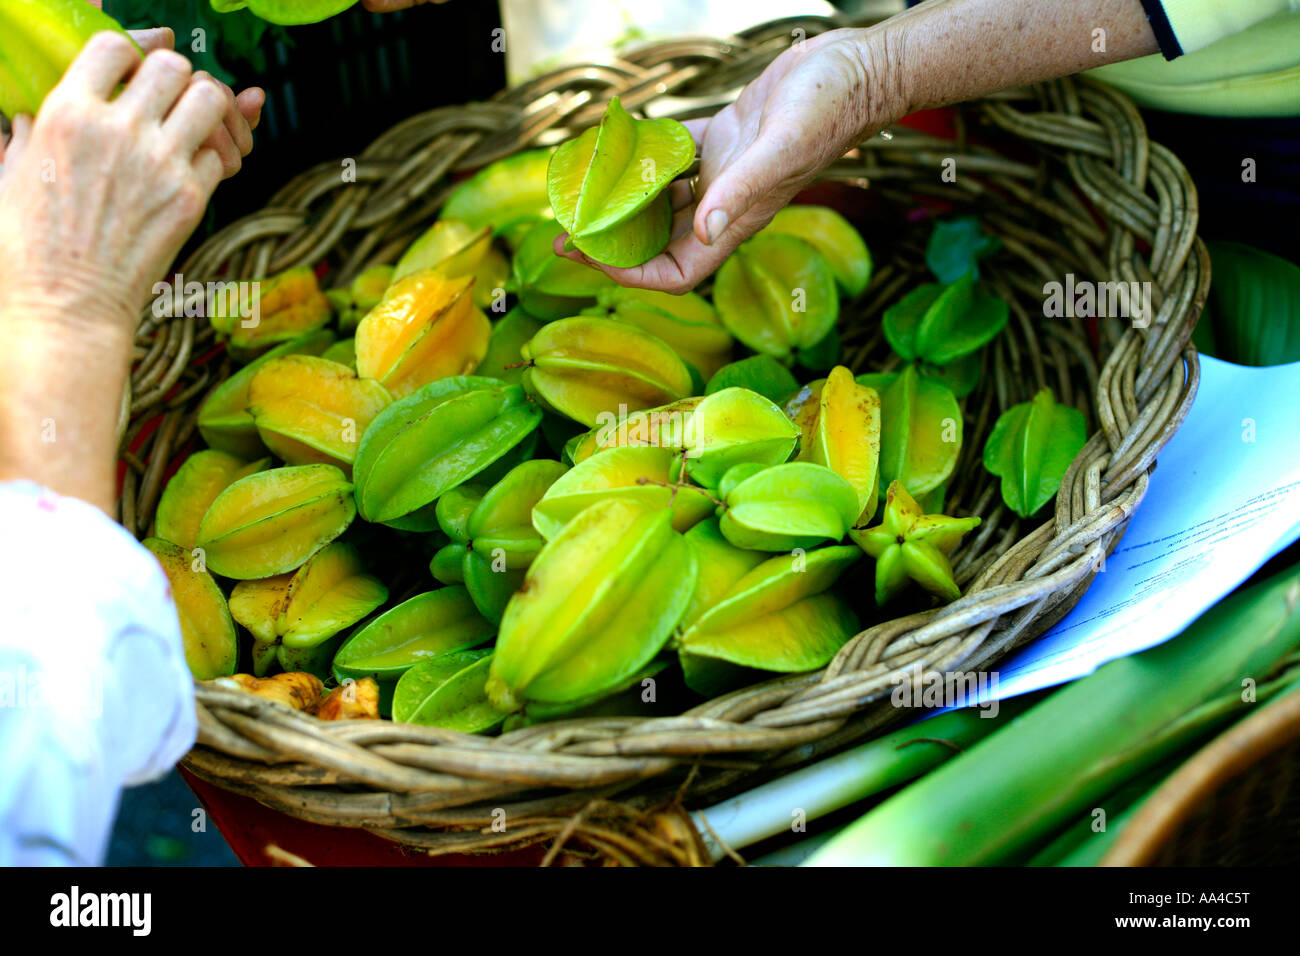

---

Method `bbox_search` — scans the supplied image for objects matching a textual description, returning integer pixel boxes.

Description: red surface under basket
[181,768,547,866]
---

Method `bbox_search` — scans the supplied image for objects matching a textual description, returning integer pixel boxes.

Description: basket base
[180,768,547,867]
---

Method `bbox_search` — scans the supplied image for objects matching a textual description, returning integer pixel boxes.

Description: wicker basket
[1102,688,1300,866]
[120,14,1208,864]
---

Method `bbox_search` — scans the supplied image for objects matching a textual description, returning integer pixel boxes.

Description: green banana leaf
[1194,241,1300,367]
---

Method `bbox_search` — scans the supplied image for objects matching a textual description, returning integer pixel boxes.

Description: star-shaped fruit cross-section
[850,480,980,605]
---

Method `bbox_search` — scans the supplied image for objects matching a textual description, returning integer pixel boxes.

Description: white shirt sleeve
[0,481,196,866]
[1154,0,1299,55]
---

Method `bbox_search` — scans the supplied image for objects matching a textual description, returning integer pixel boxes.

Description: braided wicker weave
[1102,688,1300,866]
[119,15,1208,864]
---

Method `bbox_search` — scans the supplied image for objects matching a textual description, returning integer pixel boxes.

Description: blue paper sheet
[971,355,1300,704]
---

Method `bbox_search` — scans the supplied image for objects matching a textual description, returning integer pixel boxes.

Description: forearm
[0,304,132,512]
[862,0,1161,119]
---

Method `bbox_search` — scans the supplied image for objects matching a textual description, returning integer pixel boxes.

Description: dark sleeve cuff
[1138,0,1185,60]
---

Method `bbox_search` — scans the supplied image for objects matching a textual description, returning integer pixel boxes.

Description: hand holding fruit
[0,31,233,330]
[556,29,891,294]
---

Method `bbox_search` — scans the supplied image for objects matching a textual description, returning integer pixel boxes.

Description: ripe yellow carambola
[355,270,491,398]
[247,355,391,469]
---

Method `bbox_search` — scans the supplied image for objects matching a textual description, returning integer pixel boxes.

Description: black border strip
[1138,0,1185,60]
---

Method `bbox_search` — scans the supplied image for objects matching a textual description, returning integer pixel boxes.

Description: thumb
[693,134,794,247]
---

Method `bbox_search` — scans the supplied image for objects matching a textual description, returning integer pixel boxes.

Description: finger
[0,115,25,168]
[194,72,252,160]
[7,115,32,165]
[57,31,140,101]
[575,231,729,295]
[116,50,193,120]
[692,134,791,247]
[669,179,694,212]
[128,27,175,53]
[362,0,432,10]
[668,203,696,242]
[204,127,242,179]
[161,75,228,155]
[222,98,255,158]
[236,88,265,132]
[192,146,225,197]
[681,117,709,154]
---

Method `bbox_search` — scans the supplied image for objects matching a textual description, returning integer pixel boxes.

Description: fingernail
[704,209,728,245]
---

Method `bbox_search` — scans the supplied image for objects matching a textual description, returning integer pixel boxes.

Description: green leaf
[391,650,502,733]
[983,388,1088,518]
[207,0,358,27]
[1198,241,1300,367]
[109,0,288,84]
[925,216,1002,284]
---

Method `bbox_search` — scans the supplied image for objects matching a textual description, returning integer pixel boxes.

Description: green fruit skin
[212,0,359,27]
[487,500,697,712]
[718,462,860,552]
[352,377,541,524]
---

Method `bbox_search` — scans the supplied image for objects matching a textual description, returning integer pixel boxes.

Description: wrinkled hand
[556,29,892,293]
[138,29,263,180]
[0,32,236,333]
[78,1,262,179]
[0,31,245,508]
[116,13,264,180]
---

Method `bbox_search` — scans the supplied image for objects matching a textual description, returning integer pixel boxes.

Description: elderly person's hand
[559,0,1162,293]
[0,32,243,510]
[556,29,883,294]
[83,0,264,180]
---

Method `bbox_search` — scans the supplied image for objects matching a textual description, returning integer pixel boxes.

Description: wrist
[853,23,913,130]
[0,287,138,360]
[0,250,144,336]
[0,308,128,513]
